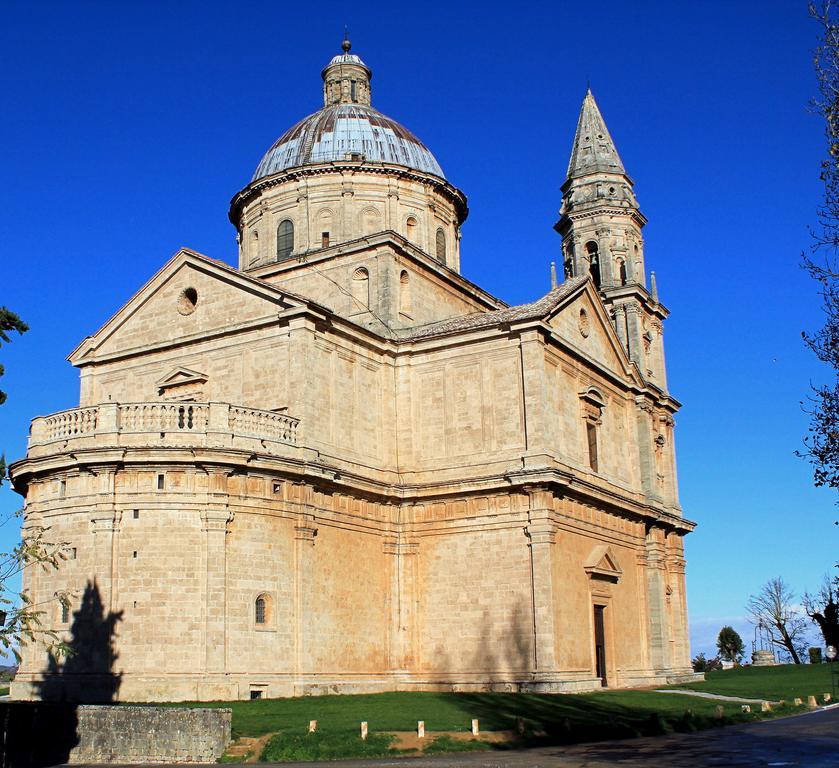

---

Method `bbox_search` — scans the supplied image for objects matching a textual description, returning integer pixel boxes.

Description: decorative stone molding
[584,544,622,582]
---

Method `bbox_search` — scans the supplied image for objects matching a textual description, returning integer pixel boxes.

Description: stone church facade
[11,41,697,702]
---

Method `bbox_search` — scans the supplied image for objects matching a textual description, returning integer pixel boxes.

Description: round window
[177,287,198,315]
[579,308,590,338]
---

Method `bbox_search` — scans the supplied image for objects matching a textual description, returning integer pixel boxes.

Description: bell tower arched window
[277,220,294,260]
[618,259,627,286]
[586,241,601,289]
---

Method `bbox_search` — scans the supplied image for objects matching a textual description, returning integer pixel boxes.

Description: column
[525,487,558,673]
[634,397,659,502]
[519,331,549,455]
[644,525,671,672]
[652,320,668,391]
[611,304,628,355]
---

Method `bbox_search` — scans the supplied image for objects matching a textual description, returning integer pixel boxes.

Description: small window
[250,689,263,700]
[250,230,259,264]
[350,80,357,102]
[351,267,369,310]
[618,260,627,286]
[157,474,165,490]
[61,601,70,624]
[255,595,267,625]
[133,509,139,520]
[322,231,330,248]
[133,551,138,559]
[435,228,446,263]
[586,422,599,473]
[59,479,66,498]
[277,220,294,260]
[69,547,77,560]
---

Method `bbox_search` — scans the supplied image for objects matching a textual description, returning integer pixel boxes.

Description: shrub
[808,647,823,664]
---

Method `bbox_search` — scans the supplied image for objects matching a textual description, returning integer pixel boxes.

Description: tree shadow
[0,579,122,767]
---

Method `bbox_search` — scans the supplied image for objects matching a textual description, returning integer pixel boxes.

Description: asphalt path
[246,707,839,768]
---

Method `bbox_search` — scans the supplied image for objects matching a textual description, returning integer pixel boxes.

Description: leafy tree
[0,306,67,662]
[803,569,839,649]
[747,577,809,664]
[716,625,745,663]
[0,306,29,484]
[799,2,839,492]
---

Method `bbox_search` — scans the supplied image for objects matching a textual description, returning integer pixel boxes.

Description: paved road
[258,707,839,768]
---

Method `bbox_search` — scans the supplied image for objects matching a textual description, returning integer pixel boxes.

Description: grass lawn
[181,688,783,746]
[0,686,8,697]
[672,663,839,702]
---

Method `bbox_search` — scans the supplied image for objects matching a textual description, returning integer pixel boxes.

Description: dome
[252,104,445,181]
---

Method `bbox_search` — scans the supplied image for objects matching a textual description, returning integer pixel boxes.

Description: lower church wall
[14,475,694,702]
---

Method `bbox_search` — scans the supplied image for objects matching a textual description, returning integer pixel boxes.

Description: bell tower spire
[556,89,669,391]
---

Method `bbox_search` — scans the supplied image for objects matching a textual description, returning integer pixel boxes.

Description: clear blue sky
[0,1,835,658]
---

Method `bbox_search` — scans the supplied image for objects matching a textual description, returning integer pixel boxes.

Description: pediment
[545,282,638,384]
[69,248,309,364]
[584,544,623,582]
[156,368,210,393]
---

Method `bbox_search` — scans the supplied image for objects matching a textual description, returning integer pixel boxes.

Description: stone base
[13,667,699,702]
[752,650,776,666]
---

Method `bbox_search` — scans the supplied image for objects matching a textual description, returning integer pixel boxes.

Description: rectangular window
[133,551,138,559]
[59,479,66,498]
[586,422,598,473]
[350,80,357,101]
[322,232,330,248]
[61,601,70,624]
[157,474,165,490]
[250,690,263,700]
[69,547,77,560]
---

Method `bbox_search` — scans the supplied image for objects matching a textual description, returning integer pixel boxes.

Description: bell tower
[555,89,669,391]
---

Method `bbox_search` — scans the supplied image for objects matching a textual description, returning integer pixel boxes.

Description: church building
[11,40,697,702]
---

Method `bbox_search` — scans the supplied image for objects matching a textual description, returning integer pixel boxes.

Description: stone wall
[0,703,231,765]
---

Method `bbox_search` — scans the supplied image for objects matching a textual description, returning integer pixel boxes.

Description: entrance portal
[594,605,607,686]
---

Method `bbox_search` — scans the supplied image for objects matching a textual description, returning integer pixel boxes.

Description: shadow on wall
[0,580,122,767]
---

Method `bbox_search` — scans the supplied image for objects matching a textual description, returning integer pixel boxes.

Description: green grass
[423,735,494,754]
[672,663,839,701]
[181,689,773,744]
[260,732,407,762]
[0,686,8,697]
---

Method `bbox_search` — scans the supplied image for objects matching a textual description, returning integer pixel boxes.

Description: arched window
[618,259,627,286]
[61,600,70,624]
[435,228,446,263]
[406,216,418,242]
[277,220,294,261]
[351,267,369,310]
[586,241,601,289]
[255,595,267,625]
[399,270,412,316]
[580,389,605,473]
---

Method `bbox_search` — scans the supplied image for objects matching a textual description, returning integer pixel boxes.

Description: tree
[716,625,745,664]
[0,306,29,484]
[0,305,66,661]
[800,2,839,492]
[747,577,809,664]
[691,653,722,673]
[803,569,839,649]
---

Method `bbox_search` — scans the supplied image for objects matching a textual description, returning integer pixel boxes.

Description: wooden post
[308,720,317,733]
[360,722,368,740]
[417,721,425,739]
[471,718,479,735]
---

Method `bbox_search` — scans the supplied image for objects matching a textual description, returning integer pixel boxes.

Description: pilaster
[525,486,558,673]
[383,535,419,672]
[644,525,670,671]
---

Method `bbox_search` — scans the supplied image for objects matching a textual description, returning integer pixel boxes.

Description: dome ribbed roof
[252,104,445,181]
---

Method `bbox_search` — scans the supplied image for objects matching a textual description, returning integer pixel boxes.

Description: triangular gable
[156,367,208,388]
[544,280,640,386]
[69,248,313,364]
[584,544,623,582]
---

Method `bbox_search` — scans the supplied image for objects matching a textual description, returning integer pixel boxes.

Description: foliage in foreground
[691,653,723,673]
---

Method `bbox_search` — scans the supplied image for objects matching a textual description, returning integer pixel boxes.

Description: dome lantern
[322,36,372,107]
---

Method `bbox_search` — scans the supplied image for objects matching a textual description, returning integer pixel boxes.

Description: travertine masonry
[9,42,699,703]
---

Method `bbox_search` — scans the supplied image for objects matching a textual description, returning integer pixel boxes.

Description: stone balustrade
[28,401,299,455]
